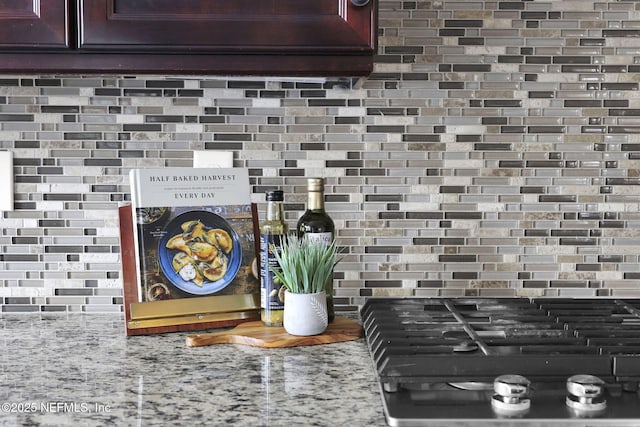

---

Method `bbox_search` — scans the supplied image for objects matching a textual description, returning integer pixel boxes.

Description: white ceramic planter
[283,290,328,336]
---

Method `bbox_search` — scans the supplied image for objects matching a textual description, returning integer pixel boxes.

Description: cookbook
[129,167,259,303]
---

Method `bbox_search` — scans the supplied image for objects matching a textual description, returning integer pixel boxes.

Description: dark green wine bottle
[296,178,335,322]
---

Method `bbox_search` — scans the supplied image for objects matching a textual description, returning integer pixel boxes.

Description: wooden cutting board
[185,316,362,348]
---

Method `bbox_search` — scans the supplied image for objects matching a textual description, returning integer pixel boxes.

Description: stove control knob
[566,374,607,413]
[491,375,531,415]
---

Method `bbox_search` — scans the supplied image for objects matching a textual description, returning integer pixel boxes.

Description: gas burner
[448,381,493,391]
[452,341,478,352]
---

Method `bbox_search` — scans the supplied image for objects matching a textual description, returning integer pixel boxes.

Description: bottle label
[303,232,333,246]
[259,234,285,311]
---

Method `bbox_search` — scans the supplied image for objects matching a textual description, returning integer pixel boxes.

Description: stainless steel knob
[350,0,370,6]
[566,374,607,412]
[494,374,530,397]
[491,375,531,414]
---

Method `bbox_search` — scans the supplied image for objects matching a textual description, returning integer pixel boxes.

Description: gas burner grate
[361,298,640,388]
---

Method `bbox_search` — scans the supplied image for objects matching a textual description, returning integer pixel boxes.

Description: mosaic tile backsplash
[2,0,640,313]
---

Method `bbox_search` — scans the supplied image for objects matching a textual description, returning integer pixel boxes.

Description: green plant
[270,235,339,294]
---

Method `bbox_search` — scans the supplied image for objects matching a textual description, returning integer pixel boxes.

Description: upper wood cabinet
[0,0,377,76]
[0,0,68,49]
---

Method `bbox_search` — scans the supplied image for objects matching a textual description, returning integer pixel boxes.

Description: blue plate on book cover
[158,210,242,295]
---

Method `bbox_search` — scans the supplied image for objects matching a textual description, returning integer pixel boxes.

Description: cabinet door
[0,0,69,49]
[78,0,375,54]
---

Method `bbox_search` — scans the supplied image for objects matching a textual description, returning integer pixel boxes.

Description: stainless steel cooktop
[361,298,640,426]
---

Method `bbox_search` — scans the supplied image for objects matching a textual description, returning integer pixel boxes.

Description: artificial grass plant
[270,234,339,294]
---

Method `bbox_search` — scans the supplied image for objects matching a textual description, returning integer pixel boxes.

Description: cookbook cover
[129,167,259,303]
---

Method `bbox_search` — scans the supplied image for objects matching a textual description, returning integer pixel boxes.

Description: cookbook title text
[148,174,236,183]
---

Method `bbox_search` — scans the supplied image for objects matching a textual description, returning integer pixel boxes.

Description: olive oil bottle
[297,178,336,322]
[260,190,289,326]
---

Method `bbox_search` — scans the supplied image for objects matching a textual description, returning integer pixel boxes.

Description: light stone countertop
[0,313,387,427]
